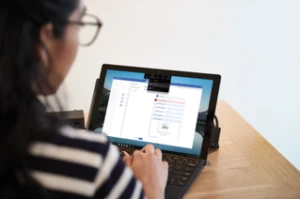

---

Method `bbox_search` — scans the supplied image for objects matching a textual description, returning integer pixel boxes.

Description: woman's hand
[123,144,168,199]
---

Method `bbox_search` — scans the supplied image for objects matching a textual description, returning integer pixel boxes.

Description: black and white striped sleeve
[28,126,145,199]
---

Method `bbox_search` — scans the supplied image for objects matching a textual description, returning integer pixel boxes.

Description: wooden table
[85,100,300,198]
[184,100,300,199]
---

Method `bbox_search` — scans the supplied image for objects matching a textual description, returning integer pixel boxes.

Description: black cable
[214,115,219,128]
[209,115,221,149]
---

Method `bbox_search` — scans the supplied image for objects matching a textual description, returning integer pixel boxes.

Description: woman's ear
[36,23,55,68]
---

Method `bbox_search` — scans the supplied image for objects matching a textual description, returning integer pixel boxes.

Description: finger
[124,158,133,167]
[132,150,142,158]
[122,151,131,160]
[154,148,162,159]
[122,151,132,166]
[141,144,155,154]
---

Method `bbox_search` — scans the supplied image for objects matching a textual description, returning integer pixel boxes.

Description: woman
[0,0,168,199]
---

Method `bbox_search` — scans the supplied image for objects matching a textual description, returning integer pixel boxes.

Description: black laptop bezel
[87,64,221,161]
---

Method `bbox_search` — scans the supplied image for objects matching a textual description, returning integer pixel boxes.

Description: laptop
[87,64,221,199]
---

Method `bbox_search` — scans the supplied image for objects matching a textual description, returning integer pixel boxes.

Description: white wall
[61,0,300,170]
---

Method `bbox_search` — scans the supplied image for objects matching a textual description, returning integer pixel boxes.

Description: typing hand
[123,144,168,199]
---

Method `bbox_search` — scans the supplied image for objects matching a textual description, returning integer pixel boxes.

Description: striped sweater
[28,126,145,199]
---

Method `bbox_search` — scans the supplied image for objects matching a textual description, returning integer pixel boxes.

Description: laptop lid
[87,64,221,160]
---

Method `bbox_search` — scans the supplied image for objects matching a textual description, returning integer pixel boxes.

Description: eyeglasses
[68,14,102,46]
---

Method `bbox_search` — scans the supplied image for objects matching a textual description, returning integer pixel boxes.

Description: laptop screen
[91,69,214,156]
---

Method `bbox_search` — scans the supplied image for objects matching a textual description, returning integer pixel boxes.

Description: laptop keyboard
[119,148,200,187]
